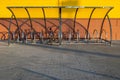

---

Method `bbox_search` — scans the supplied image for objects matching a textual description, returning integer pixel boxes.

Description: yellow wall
[0,0,120,18]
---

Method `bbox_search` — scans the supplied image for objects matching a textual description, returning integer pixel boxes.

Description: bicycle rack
[6,6,113,46]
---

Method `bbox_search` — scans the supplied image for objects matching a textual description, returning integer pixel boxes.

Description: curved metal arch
[7,8,20,33]
[86,8,96,39]
[99,8,113,40]
[41,8,47,37]
[107,15,112,45]
[73,8,79,34]
[24,8,36,32]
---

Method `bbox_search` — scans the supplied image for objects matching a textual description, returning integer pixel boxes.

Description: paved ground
[0,41,120,80]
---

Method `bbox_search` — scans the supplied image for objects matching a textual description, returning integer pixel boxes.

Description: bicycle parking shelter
[7,6,113,45]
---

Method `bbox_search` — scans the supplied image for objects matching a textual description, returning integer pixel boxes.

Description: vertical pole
[69,31,72,43]
[8,15,13,46]
[25,35,27,43]
[13,32,15,41]
[59,8,62,45]
[17,34,20,42]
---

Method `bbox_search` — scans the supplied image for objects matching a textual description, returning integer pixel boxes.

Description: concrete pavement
[0,42,120,80]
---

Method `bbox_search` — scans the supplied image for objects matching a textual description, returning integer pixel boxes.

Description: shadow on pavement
[32,44,120,59]
[19,67,61,80]
[16,43,120,58]
[63,65,120,80]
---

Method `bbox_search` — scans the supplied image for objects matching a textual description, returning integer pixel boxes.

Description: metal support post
[59,8,62,45]
[33,34,36,43]
[21,32,24,43]
[76,31,80,42]
[17,35,20,42]
[8,15,13,46]
[25,35,27,43]
[68,31,72,43]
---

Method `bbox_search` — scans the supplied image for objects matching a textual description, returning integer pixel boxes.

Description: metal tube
[107,15,112,46]
[99,8,113,40]
[7,8,20,35]
[8,15,13,46]
[73,8,79,37]
[86,8,96,40]
[59,8,62,45]
[7,6,113,8]
[24,8,34,31]
[41,8,47,38]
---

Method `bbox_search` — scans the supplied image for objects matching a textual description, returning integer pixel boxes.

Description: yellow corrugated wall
[0,0,120,18]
